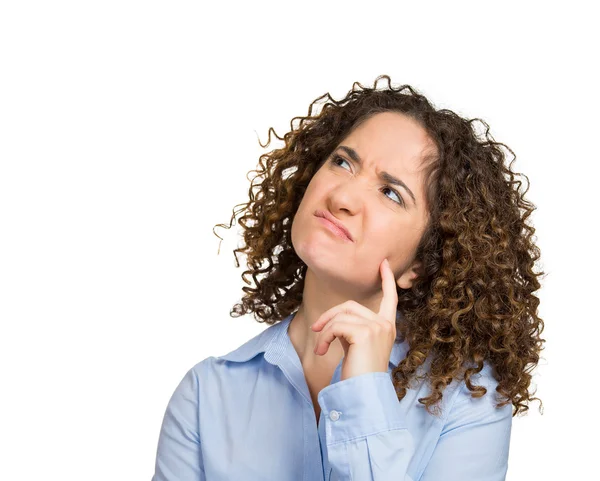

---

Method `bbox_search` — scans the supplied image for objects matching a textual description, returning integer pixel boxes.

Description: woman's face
[291,111,434,292]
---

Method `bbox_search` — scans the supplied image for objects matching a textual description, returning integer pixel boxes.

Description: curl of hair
[213,75,546,418]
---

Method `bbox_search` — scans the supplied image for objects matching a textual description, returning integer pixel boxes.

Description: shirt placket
[273,350,327,481]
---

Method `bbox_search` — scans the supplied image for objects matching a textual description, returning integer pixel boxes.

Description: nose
[327,177,364,216]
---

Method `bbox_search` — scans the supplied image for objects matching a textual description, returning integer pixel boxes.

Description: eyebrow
[335,146,417,207]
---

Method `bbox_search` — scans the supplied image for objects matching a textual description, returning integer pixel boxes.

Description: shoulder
[174,320,278,389]
[443,360,513,432]
[172,356,216,392]
[453,360,506,404]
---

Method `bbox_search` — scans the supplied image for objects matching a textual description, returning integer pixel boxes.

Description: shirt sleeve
[151,367,206,481]
[317,371,416,481]
[420,379,513,481]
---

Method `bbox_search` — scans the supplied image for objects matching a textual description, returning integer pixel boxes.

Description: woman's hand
[311,258,398,381]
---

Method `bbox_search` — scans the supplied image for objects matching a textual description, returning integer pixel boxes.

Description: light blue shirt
[151,312,512,480]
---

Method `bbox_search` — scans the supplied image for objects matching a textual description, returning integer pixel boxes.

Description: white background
[1,1,597,479]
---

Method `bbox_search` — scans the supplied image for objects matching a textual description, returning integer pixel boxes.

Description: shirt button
[329,410,341,421]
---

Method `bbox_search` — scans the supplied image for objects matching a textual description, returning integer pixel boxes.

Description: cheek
[290,203,317,255]
[365,236,391,259]
[360,220,414,259]
[295,179,320,213]
[358,222,395,256]
[376,223,423,265]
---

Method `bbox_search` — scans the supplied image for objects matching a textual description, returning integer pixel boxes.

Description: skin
[289,111,434,375]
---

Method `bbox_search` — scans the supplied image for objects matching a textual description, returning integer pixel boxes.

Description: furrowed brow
[336,146,417,206]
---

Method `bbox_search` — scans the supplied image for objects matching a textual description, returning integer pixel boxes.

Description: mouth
[314,210,354,242]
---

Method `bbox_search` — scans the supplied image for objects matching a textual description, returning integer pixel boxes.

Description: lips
[314,210,353,241]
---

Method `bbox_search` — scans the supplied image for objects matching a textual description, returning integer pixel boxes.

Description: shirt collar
[218,310,408,368]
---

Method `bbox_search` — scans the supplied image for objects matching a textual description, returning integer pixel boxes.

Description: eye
[381,186,404,206]
[329,154,405,207]
[330,154,351,171]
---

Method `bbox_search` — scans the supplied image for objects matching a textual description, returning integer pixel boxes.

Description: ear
[395,260,423,290]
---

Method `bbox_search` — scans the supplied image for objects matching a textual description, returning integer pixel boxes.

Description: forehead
[342,112,433,172]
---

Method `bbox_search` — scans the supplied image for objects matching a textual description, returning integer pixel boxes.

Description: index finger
[377,258,398,323]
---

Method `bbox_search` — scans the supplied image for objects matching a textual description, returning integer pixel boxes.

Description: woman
[151,76,545,481]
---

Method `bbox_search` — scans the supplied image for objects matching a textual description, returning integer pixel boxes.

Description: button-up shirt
[151,312,513,480]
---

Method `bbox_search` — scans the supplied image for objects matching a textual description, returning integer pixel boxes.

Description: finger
[378,258,399,325]
[314,313,358,354]
[320,312,391,339]
[311,300,377,332]
[314,318,369,355]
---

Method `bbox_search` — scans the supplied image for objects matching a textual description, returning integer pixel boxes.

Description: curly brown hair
[213,75,546,418]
